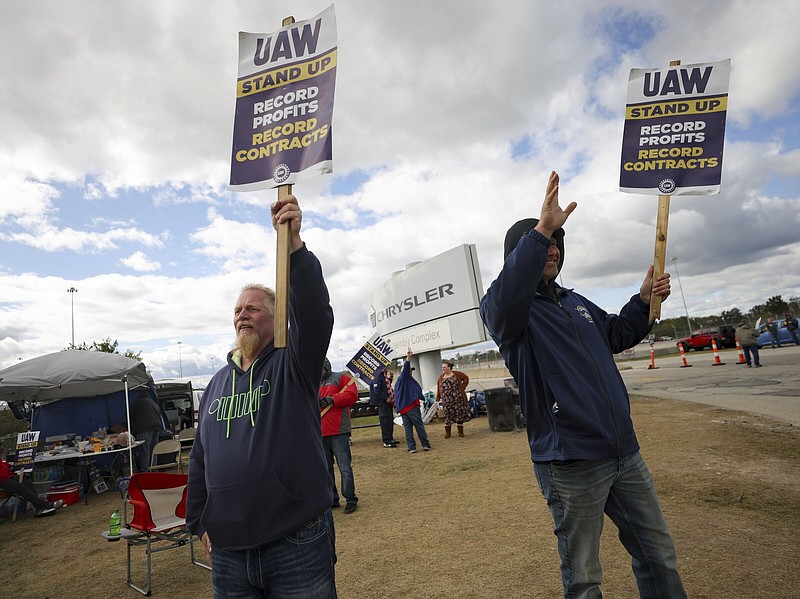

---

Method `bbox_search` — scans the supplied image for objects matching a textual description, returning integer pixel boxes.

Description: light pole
[67,287,78,347]
[177,341,183,380]
[670,257,693,335]
[211,356,216,373]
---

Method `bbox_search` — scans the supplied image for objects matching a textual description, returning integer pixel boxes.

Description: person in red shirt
[319,358,359,513]
[1,448,65,517]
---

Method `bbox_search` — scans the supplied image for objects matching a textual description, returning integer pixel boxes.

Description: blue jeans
[789,329,800,345]
[533,452,686,599]
[322,434,357,506]
[211,510,337,598]
[400,405,430,451]
[742,344,760,366]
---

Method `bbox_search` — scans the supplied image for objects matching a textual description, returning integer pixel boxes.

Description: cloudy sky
[1,0,798,383]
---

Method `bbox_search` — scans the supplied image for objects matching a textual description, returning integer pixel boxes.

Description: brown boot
[457,425,465,437]
[444,426,451,439]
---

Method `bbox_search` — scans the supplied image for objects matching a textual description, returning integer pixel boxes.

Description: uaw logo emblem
[575,305,594,323]
[273,163,291,183]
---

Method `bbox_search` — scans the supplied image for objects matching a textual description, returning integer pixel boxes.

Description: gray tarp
[0,350,151,403]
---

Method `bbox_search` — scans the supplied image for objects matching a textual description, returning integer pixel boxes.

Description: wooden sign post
[648,59,681,324]
[273,15,295,349]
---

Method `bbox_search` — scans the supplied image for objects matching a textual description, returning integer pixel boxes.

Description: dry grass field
[1,395,798,598]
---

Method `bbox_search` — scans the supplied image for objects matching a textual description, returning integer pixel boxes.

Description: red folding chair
[123,472,210,595]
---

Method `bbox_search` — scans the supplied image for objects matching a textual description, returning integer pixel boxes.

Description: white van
[154,379,204,432]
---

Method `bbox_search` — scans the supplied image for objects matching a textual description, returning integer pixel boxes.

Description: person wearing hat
[480,171,686,598]
[319,357,359,513]
[735,320,761,367]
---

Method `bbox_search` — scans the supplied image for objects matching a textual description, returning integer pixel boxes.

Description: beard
[236,328,261,357]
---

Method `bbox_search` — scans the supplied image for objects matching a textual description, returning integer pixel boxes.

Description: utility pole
[67,287,78,347]
[178,341,183,380]
[670,257,693,335]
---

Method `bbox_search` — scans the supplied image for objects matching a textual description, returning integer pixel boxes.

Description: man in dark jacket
[186,195,337,598]
[480,171,686,598]
[319,357,359,513]
[128,391,165,472]
[369,370,398,447]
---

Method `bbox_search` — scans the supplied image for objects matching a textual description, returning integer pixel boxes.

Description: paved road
[466,344,800,426]
[619,342,800,426]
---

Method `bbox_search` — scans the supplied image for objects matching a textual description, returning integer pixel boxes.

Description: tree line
[652,294,799,339]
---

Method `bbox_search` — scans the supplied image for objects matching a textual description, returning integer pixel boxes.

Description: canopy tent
[0,350,155,469]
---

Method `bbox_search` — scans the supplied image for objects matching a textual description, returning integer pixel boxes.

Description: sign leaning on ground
[620,59,731,195]
[367,244,487,358]
[229,4,337,191]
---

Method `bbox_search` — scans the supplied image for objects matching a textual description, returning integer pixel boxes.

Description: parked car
[756,321,797,348]
[676,325,736,352]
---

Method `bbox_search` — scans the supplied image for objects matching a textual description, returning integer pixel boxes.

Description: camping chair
[123,472,210,595]
[176,428,196,471]
[148,439,181,473]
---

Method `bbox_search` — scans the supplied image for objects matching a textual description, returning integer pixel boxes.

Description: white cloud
[1,0,799,380]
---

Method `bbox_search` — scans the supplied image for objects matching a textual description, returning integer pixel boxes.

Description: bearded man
[186,194,338,598]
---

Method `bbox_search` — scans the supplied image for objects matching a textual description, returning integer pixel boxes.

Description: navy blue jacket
[368,373,389,405]
[186,246,334,549]
[480,228,651,462]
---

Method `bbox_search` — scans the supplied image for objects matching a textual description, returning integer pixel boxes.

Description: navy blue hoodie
[186,245,334,549]
[480,228,651,462]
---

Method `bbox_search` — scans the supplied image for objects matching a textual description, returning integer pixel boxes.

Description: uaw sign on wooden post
[619,59,730,323]
[620,59,730,196]
[229,5,337,190]
[347,333,394,385]
[228,5,338,348]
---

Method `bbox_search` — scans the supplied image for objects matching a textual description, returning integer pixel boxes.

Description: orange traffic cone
[734,335,746,365]
[678,343,693,368]
[711,338,726,366]
[646,343,658,369]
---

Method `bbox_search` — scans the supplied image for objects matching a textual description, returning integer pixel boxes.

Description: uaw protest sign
[347,333,394,385]
[229,5,337,191]
[620,59,730,196]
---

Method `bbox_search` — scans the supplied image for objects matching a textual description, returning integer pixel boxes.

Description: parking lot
[464,343,800,427]
[620,343,800,426]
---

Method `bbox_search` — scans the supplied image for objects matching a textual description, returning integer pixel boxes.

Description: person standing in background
[128,391,166,472]
[319,358,359,514]
[436,362,470,438]
[394,349,431,453]
[369,369,398,448]
[735,321,761,367]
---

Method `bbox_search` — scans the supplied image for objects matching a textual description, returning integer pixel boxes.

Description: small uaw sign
[347,333,394,384]
[618,59,730,323]
[15,431,40,473]
[620,59,730,195]
[229,5,337,191]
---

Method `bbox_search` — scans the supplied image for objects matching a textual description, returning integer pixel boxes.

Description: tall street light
[670,257,693,335]
[67,287,78,347]
[177,341,183,380]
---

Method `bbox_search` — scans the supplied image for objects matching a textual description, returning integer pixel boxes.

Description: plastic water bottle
[109,507,121,536]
